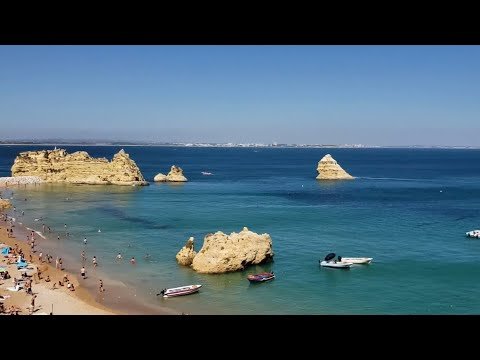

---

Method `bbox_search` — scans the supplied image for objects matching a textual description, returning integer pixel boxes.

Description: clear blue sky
[1,45,479,146]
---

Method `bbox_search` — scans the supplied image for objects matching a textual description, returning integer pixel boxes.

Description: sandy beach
[0,220,117,315]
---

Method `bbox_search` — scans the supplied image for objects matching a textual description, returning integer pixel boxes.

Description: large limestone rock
[190,227,274,274]
[153,173,167,182]
[166,165,187,182]
[0,199,12,210]
[176,237,197,266]
[11,148,148,186]
[316,154,354,180]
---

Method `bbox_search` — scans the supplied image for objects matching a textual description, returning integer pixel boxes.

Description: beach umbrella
[325,253,336,261]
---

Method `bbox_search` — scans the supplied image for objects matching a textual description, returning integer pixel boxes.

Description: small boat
[340,257,373,264]
[319,260,353,269]
[247,272,275,283]
[157,284,202,298]
[466,230,480,238]
[319,253,352,269]
[201,171,213,176]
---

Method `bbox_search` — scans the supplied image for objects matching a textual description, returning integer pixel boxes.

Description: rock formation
[316,154,354,180]
[166,165,187,182]
[153,173,167,182]
[184,227,273,274]
[176,237,197,266]
[11,148,148,186]
[0,199,12,210]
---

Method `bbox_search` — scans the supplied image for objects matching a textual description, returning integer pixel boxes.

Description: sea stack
[166,165,188,182]
[153,173,167,182]
[176,237,197,266]
[186,227,274,274]
[11,148,148,186]
[316,154,354,180]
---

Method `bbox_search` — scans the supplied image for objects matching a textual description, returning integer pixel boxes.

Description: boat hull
[162,284,202,298]
[247,272,275,283]
[319,260,352,269]
[340,257,373,264]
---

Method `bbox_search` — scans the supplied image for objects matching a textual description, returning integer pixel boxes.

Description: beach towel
[6,284,22,292]
[1,247,10,255]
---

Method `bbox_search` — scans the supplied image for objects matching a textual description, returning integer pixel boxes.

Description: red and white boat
[247,272,275,283]
[157,284,202,298]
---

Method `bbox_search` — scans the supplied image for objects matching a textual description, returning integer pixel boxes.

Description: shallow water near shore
[2,145,480,314]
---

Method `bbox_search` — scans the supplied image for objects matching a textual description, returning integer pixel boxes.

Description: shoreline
[0,221,117,315]
[0,188,180,315]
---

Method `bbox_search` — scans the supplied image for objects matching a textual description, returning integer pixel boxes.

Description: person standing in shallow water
[81,266,86,279]
[92,256,97,267]
[130,257,136,265]
[99,279,105,293]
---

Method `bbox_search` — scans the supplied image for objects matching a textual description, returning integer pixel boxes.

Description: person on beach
[45,275,50,282]
[116,253,122,260]
[30,295,37,314]
[59,258,63,270]
[84,237,87,245]
[81,251,86,263]
[92,256,97,267]
[39,252,43,262]
[130,257,136,265]
[99,279,105,293]
[57,235,60,241]
[55,257,59,269]
[81,266,86,279]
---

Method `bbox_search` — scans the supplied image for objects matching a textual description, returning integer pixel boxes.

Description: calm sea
[1,145,480,314]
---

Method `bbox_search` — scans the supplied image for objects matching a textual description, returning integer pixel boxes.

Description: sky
[1,45,479,146]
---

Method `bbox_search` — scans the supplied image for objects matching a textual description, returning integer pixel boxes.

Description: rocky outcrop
[153,173,167,182]
[11,148,148,186]
[166,165,187,182]
[0,199,12,210]
[188,227,274,274]
[176,237,197,266]
[316,154,354,180]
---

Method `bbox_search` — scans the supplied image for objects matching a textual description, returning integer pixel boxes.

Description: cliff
[187,227,274,274]
[11,148,148,186]
[316,154,354,180]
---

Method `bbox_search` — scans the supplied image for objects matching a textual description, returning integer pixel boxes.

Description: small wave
[35,231,46,239]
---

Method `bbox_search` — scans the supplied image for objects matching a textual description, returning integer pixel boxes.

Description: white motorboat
[319,260,353,269]
[340,257,373,264]
[201,171,213,176]
[157,284,202,298]
[466,230,480,238]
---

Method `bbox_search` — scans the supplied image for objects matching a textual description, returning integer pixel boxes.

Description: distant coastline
[0,141,478,149]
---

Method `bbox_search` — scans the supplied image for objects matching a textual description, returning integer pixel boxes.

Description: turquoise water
[1,146,480,314]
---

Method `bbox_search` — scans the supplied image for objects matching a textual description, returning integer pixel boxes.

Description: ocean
[1,145,480,314]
